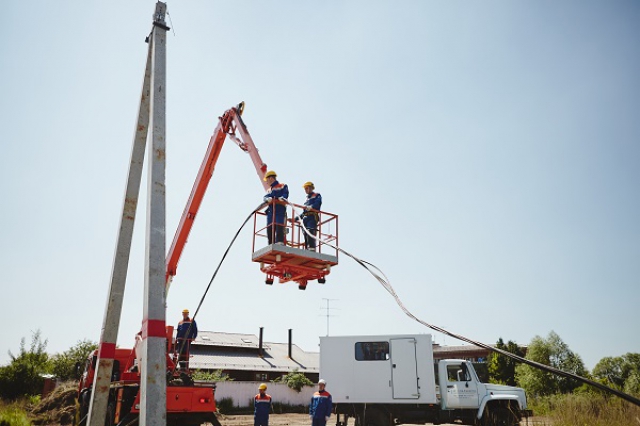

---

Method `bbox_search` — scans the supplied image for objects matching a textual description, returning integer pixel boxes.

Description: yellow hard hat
[302,181,314,188]
[263,170,277,181]
[182,309,189,314]
[259,383,267,390]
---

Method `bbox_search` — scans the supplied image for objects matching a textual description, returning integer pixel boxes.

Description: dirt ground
[215,413,551,426]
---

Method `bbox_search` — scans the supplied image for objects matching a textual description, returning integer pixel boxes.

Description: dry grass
[528,393,640,426]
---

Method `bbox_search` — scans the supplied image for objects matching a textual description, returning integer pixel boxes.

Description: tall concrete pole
[140,2,168,425]
[86,29,152,426]
[86,3,168,425]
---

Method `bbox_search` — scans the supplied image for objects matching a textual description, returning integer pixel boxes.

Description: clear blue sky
[1,1,638,371]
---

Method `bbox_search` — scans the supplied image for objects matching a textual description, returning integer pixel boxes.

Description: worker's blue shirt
[309,389,332,419]
[254,393,272,419]
[264,180,289,225]
[176,319,198,340]
[301,192,322,228]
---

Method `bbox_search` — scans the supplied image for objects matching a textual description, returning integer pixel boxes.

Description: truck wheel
[484,406,518,426]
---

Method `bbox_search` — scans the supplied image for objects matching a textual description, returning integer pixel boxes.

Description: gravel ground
[216,413,551,426]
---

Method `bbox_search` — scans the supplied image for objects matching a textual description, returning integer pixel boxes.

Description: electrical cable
[172,202,266,375]
[174,199,640,407]
[286,201,640,408]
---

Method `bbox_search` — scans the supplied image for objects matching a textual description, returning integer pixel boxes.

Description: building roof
[193,331,264,349]
[189,331,318,373]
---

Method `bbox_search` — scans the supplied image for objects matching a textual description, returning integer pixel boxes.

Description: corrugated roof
[189,331,318,373]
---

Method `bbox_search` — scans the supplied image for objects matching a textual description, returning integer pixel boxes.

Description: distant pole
[321,298,338,336]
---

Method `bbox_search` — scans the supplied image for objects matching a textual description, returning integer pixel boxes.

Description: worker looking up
[295,181,322,251]
[254,383,272,426]
[176,309,198,369]
[309,379,332,426]
[263,170,289,245]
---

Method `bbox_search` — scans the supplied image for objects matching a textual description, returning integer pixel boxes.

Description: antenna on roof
[321,298,339,336]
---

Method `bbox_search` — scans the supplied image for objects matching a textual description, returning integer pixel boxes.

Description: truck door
[442,362,479,409]
[390,338,419,399]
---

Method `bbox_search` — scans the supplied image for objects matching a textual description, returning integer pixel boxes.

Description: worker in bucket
[176,309,198,369]
[263,170,289,245]
[309,379,332,426]
[295,181,322,251]
[254,383,272,426]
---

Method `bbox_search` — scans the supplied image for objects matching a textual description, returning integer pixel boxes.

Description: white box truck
[319,334,531,426]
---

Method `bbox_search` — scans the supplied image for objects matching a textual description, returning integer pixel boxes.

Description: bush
[215,397,234,414]
[48,340,97,382]
[272,369,313,392]
[191,369,233,382]
[0,405,31,426]
[0,332,49,400]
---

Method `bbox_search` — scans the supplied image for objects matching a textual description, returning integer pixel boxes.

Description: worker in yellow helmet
[295,181,322,251]
[254,383,272,426]
[262,170,289,245]
[176,309,197,370]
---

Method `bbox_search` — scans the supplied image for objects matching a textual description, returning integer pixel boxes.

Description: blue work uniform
[176,318,198,368]
[264,180,289,244]
[298,192,322,250]
[254,392,272,426]
[309,389,332,426]
[176,318,198,341]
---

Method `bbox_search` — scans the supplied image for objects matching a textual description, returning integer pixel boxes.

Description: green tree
[49,339,97,381]
[488,338,524,386]
[592,353,640,395]
[0,331,50,399]
[515,331,587,397]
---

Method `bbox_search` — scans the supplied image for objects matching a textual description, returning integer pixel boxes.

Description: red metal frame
[252,200,339,290]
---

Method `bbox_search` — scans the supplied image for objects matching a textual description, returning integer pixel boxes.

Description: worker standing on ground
[309,379,332,426]
[263,170,289,245]
[254,383,272,426]
[295,181,322,251]
[176,309,198,369]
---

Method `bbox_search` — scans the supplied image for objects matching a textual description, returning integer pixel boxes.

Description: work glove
[263,197,273,203]
[294,216,300,222]
[304,205,311,211]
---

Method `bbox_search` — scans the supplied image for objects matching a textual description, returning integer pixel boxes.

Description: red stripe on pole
[99,342,116,359]
[142,319,166,339]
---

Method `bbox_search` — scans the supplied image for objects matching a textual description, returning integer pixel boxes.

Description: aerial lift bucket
[252,201,339,290]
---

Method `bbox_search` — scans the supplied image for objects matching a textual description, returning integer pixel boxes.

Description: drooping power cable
[286,201,640,408]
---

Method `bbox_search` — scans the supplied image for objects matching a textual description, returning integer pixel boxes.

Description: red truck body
[77,328,219,426]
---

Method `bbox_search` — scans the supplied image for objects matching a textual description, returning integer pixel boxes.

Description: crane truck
[77,102,338,425]
[320,334,531,426]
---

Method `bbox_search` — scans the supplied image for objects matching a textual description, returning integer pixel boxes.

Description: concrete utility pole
[140,2,168,425]
[87,3,168,425]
